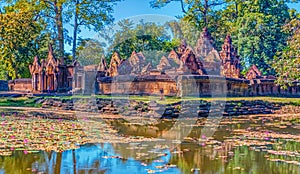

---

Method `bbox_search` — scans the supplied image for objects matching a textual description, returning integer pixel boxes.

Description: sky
[67,0,300,53]
[72,0,183,53]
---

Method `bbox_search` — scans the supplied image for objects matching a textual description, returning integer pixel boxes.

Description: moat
[0,107,299,174]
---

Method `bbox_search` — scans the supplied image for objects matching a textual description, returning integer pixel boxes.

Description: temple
[7,28,300,97]
[28,45,73,92]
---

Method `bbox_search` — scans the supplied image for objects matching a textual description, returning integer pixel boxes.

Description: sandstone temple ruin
[7,28,300,97]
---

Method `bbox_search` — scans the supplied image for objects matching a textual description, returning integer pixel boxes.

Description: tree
[233,0,294,74]
[273,19,300,87]
[166,19,201,48]
[3,0,121,61]
[150,0,225,28]
[0,8,43,79]
[150,0,227,46]
[108,19,178,59]
[76,38,105,66]
[70,0,121,60]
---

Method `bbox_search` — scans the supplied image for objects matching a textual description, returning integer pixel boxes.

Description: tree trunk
[72,0,80,61]
[203,0,209,27]
[54,0,65,64]
[14,66,18,79]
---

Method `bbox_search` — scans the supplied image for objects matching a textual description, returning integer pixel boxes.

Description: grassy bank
[0,97,41,107]
[1,95,300,107]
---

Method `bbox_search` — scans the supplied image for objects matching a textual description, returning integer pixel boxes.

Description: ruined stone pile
[39,98,284,118]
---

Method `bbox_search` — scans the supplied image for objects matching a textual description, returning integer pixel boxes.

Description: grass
[0,95,300,107]
[0,97,41,107]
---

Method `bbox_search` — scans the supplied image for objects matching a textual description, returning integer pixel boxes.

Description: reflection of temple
[7,28,300,96]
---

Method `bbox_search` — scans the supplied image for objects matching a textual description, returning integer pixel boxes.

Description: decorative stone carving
[141,63,152,75]
[180,47,206,75]
[195,27,215,59]
[246,64,262,80]
[194,27,220,75]
[108,52,122,77]
[45,44,59,75]
[219,35,241,78]
[157,56,172,71]
[29,56,41,74]
[128,51,146,74]
[98,55,108,72]
[168,50,181,65]
[177,39,187,55]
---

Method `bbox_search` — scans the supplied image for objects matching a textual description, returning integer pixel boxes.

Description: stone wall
[97,75,300,97]
[97,75,178,96]
[249,79,300,97]
[8,78,32,92]
[97,75,250,97]
[178,75,249,97]
[0,80,8,91]
[39,98,284,118]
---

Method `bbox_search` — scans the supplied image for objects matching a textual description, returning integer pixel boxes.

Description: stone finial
[29,56,41,74]
[47,44,59,66]
[219,35,241,78]
[98,55,108,72]
[47,44,55,60]
[178,39,187,55]
[108,52,121,77]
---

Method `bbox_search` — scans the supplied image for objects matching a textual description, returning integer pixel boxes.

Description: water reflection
[0,143,180,174]
[0,140,299,174]
[0,114,299,174]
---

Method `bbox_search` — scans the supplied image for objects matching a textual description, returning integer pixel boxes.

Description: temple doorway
[46,74,55,91]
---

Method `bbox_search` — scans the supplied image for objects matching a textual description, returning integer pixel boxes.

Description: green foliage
[108,19,179,59]
[150,0,226,48]
[273,19,300,87]
[0,8,42,79]
[76,38,105,66]
[166,20,200,48]
[3,0,121,60]
[233,0,292,74]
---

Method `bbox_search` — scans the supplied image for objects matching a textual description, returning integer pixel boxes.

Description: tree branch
[179,0,187,14]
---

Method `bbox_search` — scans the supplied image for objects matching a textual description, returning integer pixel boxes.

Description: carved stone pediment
[205,48,220,63]
[246,64,262,80]
[128,51,146,74]
[141,63,152,75]
[168,50,181,65]
[180,47,206,75]
[157,56,172,71]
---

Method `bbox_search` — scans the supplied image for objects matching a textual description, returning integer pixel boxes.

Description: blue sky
[67,0,300,53]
